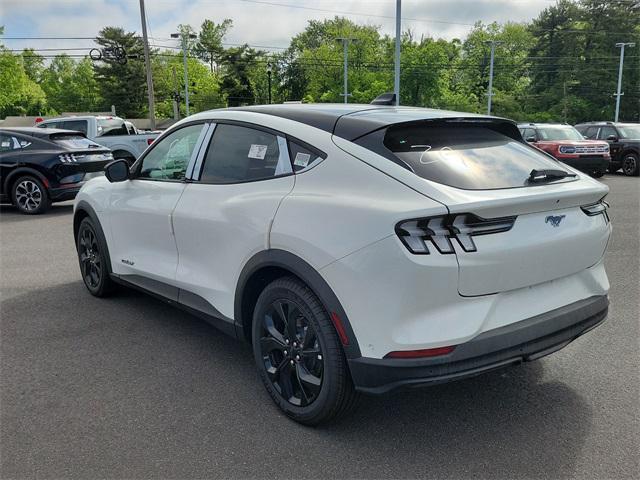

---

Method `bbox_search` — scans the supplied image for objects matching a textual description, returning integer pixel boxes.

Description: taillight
[396,214,516,255]
[582,200,609,222]
[384,345,456,359]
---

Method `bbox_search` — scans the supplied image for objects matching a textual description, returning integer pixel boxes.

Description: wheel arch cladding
[235,249,362,359]
[5,167,49,195]
[74,200,113,274]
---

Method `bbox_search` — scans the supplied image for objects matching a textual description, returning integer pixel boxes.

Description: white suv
[73,104,611,424]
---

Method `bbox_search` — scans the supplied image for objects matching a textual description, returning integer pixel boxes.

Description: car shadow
[1,280,592,479]
[0,202,74,222]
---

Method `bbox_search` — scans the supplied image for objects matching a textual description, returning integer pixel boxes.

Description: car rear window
[376,123,569,190]
[97,118,127,137]
[52,134,101,150]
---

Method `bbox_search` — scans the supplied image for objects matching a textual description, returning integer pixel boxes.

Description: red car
[519,123,610,177]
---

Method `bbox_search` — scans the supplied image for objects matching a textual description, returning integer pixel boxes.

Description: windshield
[618,125,640,139]
[97,118,128,137]
[52,135,102,149]
[381,124,571,190]
[537,126,584,141]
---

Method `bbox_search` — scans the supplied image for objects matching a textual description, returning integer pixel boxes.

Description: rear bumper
[348,295,608,394]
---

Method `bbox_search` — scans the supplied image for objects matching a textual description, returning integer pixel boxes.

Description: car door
[107,122,209,293]
[172,122,296,319]
[597,126,622,159]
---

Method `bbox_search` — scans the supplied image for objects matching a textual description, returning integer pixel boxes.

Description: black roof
[0,126,85,139]
[232,104,507,141]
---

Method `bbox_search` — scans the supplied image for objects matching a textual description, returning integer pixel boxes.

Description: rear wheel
[76,217,115,297]
[591,170,604,178]
[252,277,358,425]
[11,176,51,215]
[622,153,639,176]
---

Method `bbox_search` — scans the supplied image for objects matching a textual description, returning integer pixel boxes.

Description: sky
[1,0,558,54]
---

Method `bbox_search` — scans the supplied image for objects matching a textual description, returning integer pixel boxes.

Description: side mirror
[607,135,618,142]
[526,136,536,143]
[105,159,130,183]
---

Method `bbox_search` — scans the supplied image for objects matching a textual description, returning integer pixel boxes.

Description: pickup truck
[36,116,159,165]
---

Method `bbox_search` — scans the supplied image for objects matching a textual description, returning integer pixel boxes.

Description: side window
[0,135,21,152]
[40,121,61,129]
[521,128,535,141]
[138,124,204,181]
[289,140,324,172]
[62,120,88,135]
[598,126,618,140]
[199,124,291,183]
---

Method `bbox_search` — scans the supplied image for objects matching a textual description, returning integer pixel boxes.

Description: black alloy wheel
[252,277,358,425]
[76,218,115,297]
[12,176,50,214]
[259,298,324,407]
[622,153,639,176]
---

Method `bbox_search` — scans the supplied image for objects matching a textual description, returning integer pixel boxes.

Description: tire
[76,217,115,297]
[591,170,604,178]
[622,153,639,177]
[114,153,136,167]
[11,176,51,215]
[252,277,359,425]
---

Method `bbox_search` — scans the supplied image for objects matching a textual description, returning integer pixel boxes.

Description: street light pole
[394,0,401,106]
[171,31,197,116]
[336,37,357,103]
[614,42,635,122]
[485,40,501,115]
[138,0,156,129]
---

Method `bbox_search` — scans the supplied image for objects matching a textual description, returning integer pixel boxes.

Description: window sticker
[248,144,268,159]
[1,141,10,148]
[293,152,311,167]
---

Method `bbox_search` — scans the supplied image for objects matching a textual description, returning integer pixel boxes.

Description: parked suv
[519,123,610,177]
[74,105,611,424]
[575,122,640,176]
[1,127,113,214]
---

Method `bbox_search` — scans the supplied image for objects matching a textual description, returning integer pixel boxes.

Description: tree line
[1,0,639,124]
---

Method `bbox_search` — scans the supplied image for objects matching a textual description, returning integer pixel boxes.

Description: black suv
[0,127,113,214]
[575,122,640,176]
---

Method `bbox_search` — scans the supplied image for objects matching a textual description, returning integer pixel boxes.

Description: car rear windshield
[537,126,584,141]
[381,123,568,190]
[52,134,102,150]
[97,118,128,137]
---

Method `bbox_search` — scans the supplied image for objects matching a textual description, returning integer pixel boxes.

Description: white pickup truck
[36,116,159,164]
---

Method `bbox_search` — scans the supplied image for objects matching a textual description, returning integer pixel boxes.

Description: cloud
[2,0,553,54]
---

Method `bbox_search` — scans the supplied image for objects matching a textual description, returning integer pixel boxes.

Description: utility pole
[485,40,502,115]
[267,63,272,104]
[138,0,156,130]
[336,37,357,103]
[171,31,197,116]
[171,66,180,120]
[614,42,635,122]
[394,0,401,106]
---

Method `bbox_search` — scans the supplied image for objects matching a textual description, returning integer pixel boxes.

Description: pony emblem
[545,215,566,227]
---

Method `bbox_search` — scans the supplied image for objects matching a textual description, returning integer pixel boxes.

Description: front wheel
[252,277,358,425]
[591,170,604,178]
[76,217,115,297]
[622,153,639,176]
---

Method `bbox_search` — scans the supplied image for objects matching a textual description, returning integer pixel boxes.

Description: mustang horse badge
[545,215,566,227]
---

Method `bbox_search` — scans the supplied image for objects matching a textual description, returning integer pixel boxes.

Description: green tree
[21,48,45,83]
[93,27,147,117]
[219,45,263,106]
[40,55,102,113]
[0,49,47,116]
[194,19,233,73]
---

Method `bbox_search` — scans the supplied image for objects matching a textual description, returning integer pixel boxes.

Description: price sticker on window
[294,152,311,167]
[248,144,268,159]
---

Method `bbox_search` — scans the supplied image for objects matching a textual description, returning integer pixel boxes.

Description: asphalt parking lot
[1,174,638,479]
